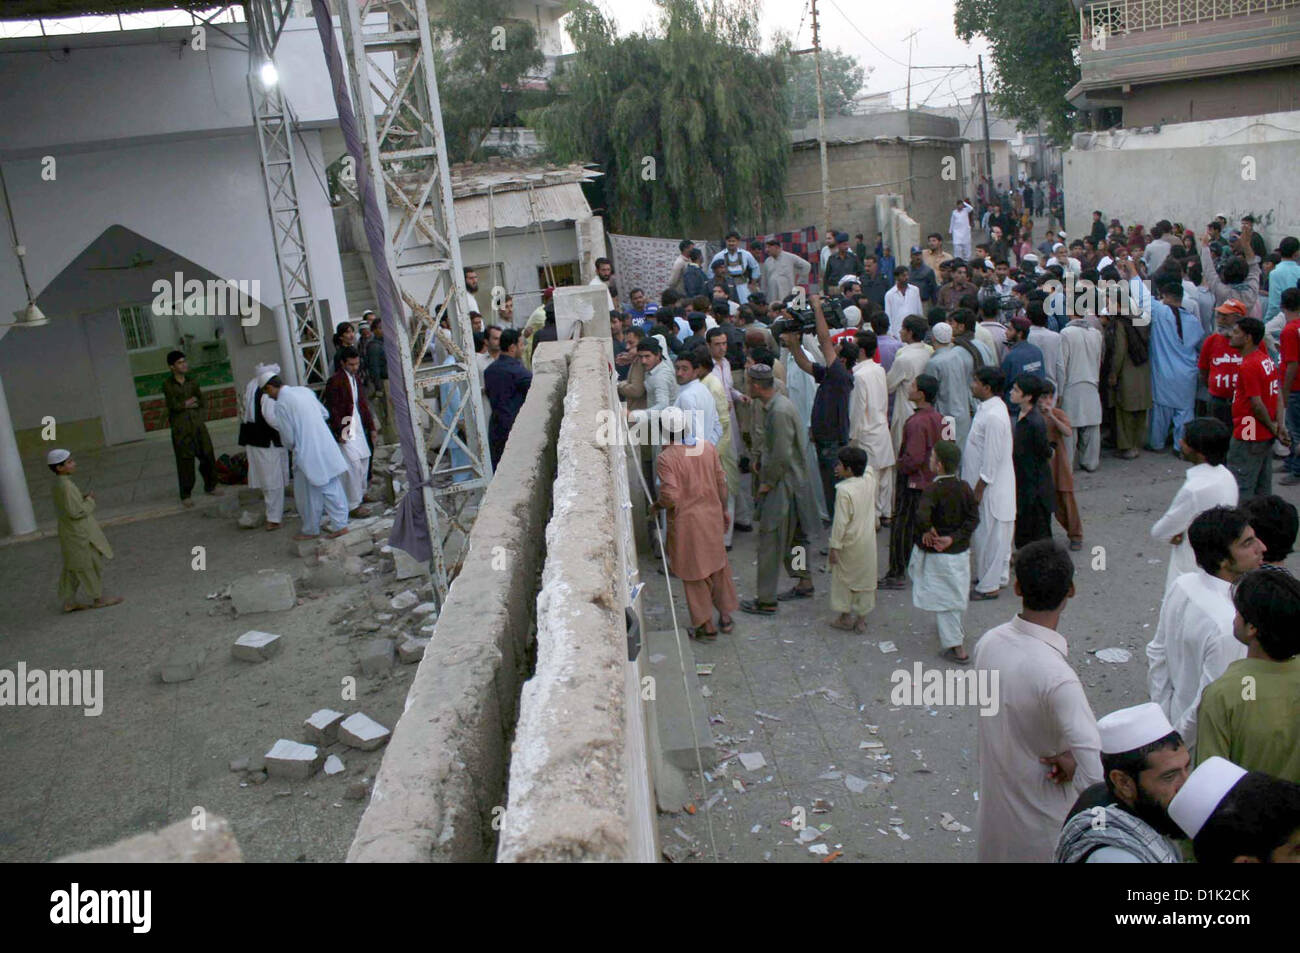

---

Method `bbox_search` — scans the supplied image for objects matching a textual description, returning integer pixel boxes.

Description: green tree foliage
[527,0,789,236]
[953,0,1079,142]
[433,0,547,163]
[778,41,867,127]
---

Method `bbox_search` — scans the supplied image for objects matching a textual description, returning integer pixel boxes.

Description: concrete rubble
[338,712,390,751]
[359,639,395,675]
[264,739,324,779]
[231,630,282,662]
[159,644,208,683]
[396,637,429,664]
[230,569,296,614]
[303,708,346,744]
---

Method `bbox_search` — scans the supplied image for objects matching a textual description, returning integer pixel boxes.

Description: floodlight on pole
[260,60,279,87]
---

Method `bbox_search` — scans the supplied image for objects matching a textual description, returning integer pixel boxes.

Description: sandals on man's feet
[739,599,777,616]
[940,647,971,665]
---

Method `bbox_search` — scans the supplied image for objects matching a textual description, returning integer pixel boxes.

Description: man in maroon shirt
[881,374,944,588]
[1227,317,1289,501]
[1199,299,1246,430]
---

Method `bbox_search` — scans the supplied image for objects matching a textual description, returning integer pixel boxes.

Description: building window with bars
[118,304,156,352]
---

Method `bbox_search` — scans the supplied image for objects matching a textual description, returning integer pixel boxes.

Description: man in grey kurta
[48,449,123,612]
[741,364,821,613]
[926,323,975,448]
[1060,315,1104,471]
[761,239,812,304]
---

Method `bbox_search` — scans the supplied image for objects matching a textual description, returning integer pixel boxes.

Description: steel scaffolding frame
[247,0,328,389]
[336,0,492,602]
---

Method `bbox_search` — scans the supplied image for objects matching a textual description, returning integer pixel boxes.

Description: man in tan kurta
[973,540,1102,862]
[654,413,737,639]
[828,446,877,632]
[49,449,123,612]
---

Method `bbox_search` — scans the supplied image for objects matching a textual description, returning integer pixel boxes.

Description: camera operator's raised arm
[811,293,837,366]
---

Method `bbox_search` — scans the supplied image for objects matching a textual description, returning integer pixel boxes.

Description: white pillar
[273,304,300,386]
[0,369,37,537]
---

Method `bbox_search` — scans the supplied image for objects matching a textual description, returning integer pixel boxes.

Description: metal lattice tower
[338,0,492,601]
[247,0,328,389]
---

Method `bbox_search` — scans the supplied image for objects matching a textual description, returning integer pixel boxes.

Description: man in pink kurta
[655,425,737,639]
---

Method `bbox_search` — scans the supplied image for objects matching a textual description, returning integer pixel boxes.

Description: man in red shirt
[881,374,944,589]
[1199,299,1246,431]
[1279,287,1300,486]
[1228,317,1290,500]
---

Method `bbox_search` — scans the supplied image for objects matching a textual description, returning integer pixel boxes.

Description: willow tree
[528,0,789,236]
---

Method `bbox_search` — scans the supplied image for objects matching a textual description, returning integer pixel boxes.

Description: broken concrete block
[392,549,429,581]
[343,556,365,575]
[160,644,208,683]
[229,757,250,773]
[338,713,390,750]
[411,602,437,617]
[343,534,374,557]
[232,630,282,662]
[390,590,418,611]
[237,510,264,529]
[418,621,438,636]
[303,708,345,745]
[264,739,323,780]
[397,637,429,664]
[248,770,268,785]
[291,538,320,559]
[359,639,395,675]
[324,755,345,776]
[230,570,296,614]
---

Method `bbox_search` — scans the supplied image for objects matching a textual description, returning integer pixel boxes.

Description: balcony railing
[1082,0,1300,39]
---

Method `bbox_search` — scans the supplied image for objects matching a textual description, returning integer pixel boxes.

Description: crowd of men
[43,211,1300,864]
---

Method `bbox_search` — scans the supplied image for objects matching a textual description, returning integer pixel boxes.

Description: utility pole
[810,0,831,240]
[902,28,919,208]
[978,55,995,194]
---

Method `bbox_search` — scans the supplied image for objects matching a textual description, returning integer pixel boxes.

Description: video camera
[769,296,847,339]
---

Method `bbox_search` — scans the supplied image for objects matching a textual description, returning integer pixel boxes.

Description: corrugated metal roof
[453,182,593,238]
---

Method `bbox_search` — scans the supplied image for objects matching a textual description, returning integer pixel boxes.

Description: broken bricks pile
[230,708,393,804]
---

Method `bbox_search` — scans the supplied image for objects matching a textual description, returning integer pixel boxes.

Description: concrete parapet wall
[347,345,571,863]
[497,339,647,862]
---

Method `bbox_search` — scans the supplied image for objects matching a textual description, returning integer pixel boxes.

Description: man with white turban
[239,363,290,529]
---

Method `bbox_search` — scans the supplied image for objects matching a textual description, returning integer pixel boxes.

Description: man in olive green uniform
[741,364,821,614]
[162,350,221,506]
[48,449,123,612]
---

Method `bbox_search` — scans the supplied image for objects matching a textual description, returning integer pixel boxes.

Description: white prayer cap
[838,274,859,287]
[728,300,740,317]
[931,322,953,345]
[256,362,281,388]
[1168,756,1248,840]
[652,333,670,356]
[46,448,71,466]
[842,305,861,328]
[1057,230,1067,238]
[1097,702,1175,755]
[1022,253,1039,264]
[1052,243,1066,252]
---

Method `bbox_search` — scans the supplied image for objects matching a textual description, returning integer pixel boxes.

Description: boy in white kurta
[828,446,877,633]
[239,363,290,528]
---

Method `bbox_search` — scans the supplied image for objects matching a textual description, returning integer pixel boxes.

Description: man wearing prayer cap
[1055,703,1188,863]
[239,363,289,529]
[924,320,974,448]
[739,363,820,614]
[48,449,123,612]
[1170,757,1300,862]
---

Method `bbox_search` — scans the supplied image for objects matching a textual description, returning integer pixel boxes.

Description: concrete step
[644,628,715,772]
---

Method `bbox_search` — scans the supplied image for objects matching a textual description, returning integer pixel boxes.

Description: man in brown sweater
[909,440,981,662]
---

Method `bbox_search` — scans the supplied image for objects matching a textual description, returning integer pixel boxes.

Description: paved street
[650,448,1300,862]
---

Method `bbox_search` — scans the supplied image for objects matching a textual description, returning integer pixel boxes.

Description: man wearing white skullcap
[1169,757,1300,862]
[47,449,124,612]
[1055,702,1188,863]
[924,320,975,448]
[238,363,289,529]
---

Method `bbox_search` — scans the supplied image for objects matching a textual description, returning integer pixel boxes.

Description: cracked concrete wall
[347,343,572,863]
[496,338,656,862]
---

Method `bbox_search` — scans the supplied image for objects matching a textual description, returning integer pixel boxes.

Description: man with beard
[938,261,976,312]
[1055,703,1189,863]
[1169,757,1300,863]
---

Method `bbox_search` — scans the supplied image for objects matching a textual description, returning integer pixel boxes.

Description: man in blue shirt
[625,287,660,331]
[483,328,533,469]
[1000,315,1044,411]
[1147,276,1204,453]
[1264,236,1300,334]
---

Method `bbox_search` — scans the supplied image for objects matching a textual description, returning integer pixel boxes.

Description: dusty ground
[0,491,431,863]
[652,447,1300,863]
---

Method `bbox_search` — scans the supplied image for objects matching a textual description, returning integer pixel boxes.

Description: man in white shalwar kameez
[672,352,721,448]
[849,343,896,522]
[240,363,289,528]
[974,540,1102,862]
[264,379,350,540]
[964,368,1016,597]
[783,341,829,522]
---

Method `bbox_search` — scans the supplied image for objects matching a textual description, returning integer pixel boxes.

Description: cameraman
[779,293,856,520]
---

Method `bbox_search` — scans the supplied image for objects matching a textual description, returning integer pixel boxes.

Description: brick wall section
[346,342,572,863]
[140,385,238,432]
